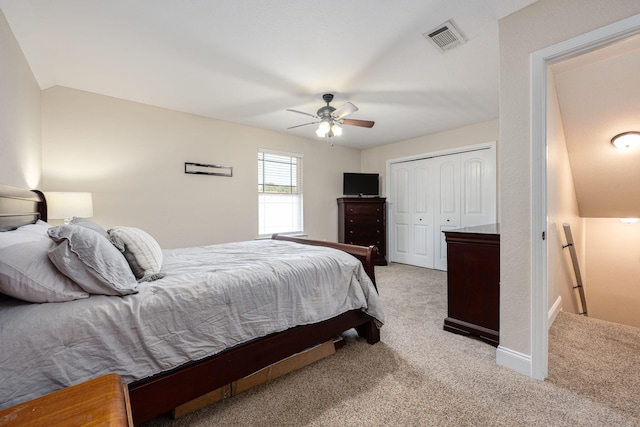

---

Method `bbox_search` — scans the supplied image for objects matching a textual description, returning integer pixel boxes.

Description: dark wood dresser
[443,224,499,346]
[338,197,387,265]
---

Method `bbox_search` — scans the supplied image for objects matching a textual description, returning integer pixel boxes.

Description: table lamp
[45,192,94,224]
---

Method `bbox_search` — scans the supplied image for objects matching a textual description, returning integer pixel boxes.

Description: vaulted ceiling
[2,1,639,217]
[0,0,538,149]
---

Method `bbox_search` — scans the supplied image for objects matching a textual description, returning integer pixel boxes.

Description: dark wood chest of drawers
[338,197,387,265]
[443,224,500,346]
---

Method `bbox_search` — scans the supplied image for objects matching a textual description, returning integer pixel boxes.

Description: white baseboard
[548,296,562,327]
[496,345,532,377]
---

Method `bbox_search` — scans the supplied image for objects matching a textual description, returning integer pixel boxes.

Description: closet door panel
[435,155,461,271]
[411,162,434,268]
[461,149,496,227]
[390,164,412,264]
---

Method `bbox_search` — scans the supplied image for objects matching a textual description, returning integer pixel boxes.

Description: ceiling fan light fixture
[286,93,374,140]
[611,131,640,150]
[318,121,330,134]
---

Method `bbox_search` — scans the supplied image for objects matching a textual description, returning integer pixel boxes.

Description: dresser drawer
[344,215,383,226]
[343,204,384,216]
[345,237,385,248]
[345,226,384,238]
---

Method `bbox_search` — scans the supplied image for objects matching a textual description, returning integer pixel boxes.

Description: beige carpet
[142,263,640,426]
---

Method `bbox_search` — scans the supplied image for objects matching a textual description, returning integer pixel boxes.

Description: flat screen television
[343,173,380,197]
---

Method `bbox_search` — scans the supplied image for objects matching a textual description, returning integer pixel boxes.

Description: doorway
[530,13,640,380]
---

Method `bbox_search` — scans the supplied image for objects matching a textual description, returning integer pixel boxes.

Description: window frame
[257,148,304,237]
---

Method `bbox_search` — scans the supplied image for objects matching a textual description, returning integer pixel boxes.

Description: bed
[0,184,384,425]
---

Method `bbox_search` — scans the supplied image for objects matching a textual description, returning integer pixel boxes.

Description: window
[258,149,303,236]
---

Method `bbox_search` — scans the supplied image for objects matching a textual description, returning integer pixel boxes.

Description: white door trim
[385,141,496,167]
[529,13,640,380]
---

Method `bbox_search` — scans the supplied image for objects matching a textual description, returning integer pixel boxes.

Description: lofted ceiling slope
[0,0,538,149]
[552,34,640,218]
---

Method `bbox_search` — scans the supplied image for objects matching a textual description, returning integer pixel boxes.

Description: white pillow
[48,225,138,296]
[108,226,164,281]
[0,220,51,250]
[0,234,89,303]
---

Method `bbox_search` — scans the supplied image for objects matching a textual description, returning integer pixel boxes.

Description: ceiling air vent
[423,20,467,52]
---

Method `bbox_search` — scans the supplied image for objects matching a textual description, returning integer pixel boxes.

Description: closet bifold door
[388,147,496,271]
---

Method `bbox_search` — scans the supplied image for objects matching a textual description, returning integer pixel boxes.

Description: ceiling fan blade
[287,121,319,129]
[341,118,375,128]
[332,102,358,119]
[286,109,319,119]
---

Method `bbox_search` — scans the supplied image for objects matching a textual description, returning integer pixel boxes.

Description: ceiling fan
[286,93,374,139]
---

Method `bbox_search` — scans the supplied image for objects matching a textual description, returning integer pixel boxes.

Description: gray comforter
[0,239,384,409]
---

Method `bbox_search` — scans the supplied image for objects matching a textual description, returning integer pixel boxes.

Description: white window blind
[258,149,303,236]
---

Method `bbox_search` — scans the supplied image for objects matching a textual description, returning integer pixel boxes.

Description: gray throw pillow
[48,225,138,296]
[0,237,89,303]
[69,217,109,239]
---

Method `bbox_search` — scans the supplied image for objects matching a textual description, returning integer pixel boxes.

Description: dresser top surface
[338,197,385,202]
[445,223,500,235]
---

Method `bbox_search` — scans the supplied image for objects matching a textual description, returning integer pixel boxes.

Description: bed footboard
[271,234,378,290]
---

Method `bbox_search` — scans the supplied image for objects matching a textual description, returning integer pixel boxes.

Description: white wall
[584,218,640,328]
[360,119,499,196]
[546,70,584,318]
[0,9,41,189]
[499,0,640,360]
[41,86,361,248]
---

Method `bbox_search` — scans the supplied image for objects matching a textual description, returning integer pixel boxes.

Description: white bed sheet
[0,239,384,409]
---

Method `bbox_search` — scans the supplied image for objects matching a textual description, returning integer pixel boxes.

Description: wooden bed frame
[0,184,381,425]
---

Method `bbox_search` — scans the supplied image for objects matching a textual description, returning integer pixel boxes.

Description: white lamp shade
[45,192,94,220]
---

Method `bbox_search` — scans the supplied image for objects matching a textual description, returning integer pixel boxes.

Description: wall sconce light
[45,192,94,224]
[611,131,640,150]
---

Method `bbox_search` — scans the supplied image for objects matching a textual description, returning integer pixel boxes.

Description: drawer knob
[349,219,354,223]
